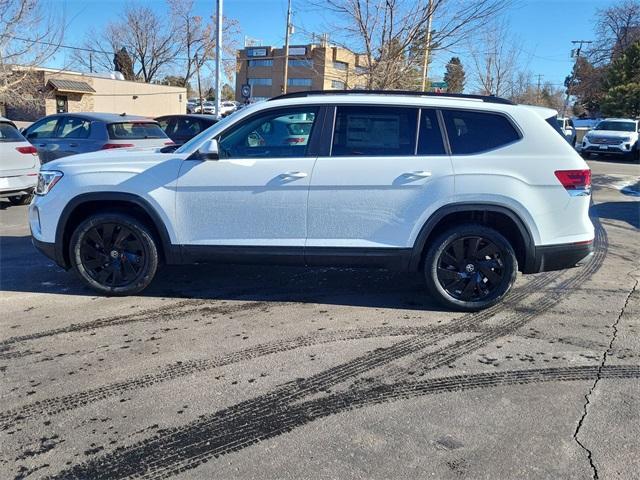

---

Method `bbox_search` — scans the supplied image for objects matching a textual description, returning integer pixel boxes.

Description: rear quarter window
[443,110,520,154]
[0,122,25,142]
[108,122,167,139]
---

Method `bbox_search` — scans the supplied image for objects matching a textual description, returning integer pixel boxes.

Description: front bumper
[582,141,634,156]
[531,240,593,273]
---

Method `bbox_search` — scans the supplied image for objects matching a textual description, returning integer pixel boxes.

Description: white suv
[581,118,639,161]
[29,91,594,311]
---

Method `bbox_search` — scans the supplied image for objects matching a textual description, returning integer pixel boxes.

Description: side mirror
[199,139,219,160]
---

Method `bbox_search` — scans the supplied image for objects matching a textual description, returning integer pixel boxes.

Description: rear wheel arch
[410,203,536,273]
[56,193,176,269]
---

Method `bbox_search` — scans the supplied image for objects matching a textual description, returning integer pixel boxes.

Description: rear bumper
[0,174,37,197]
[530,240,594,273]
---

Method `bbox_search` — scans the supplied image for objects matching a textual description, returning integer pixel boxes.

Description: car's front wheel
[70,213,159,295]
[424,224,518,311]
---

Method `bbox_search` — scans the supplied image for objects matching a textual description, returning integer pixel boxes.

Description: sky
[43,0,618,89]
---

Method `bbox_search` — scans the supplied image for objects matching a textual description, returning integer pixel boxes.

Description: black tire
[8,193,33,205]
[70,212,159,295]
[424,224,518,311]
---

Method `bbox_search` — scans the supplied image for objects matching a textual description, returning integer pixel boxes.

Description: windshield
[594,121,636,132]
[175,113,237,154]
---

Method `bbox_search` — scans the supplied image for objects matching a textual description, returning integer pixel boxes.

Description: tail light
[285,137,305,144]
[164,141,176,145]
[554,169,591,195]
[16,145,38,155]
[101,143,134,150]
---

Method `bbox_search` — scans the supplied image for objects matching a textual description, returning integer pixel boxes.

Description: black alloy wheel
[80,223,145,287]
[424,224,517,311]
[71,213,158,295]
[436,236,505,302]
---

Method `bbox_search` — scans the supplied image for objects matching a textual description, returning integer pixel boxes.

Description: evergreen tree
[600,41,640,117]
[113,47,135,81]
[444,57,465,93]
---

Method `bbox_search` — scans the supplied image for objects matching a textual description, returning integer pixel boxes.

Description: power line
[2,34,236,63]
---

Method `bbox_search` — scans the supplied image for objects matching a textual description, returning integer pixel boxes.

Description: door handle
[279,171,307,179]
[68,143,78,147]
[404,170,432,178]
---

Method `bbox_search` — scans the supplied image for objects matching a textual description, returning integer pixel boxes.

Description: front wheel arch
[56,193,176,269]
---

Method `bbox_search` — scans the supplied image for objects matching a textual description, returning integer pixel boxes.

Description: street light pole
[282,0,292,94]
[215,0,223,120]
[420,0,434,92]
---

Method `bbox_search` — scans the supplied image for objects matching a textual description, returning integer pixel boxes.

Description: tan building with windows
[2,67,187,121]
[235,43,368,102]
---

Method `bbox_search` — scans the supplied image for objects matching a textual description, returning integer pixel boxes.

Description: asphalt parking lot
[1,159,639,480]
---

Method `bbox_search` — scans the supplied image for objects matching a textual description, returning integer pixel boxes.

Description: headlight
[622,136,632,142]
[35,171,63,195]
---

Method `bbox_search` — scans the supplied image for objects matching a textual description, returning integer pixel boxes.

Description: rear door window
[0,122,25,142]
[331,106,418,156]
[58,117,91,139]
[417,109,446,155]
[108,122,167,139]
[442,110,520,154]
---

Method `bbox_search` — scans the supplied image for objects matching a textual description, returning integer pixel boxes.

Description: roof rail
[268,89,516,105]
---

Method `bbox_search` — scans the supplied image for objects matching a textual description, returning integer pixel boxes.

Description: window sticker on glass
[345,115,400,149]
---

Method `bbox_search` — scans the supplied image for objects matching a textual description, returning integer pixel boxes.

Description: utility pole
[195,52,204,113]
[420,0,434,91]
[89,52,93,73]
[562,40,592,117]
[215,0,223,120]
[535,74,543,103]
[282,0,293,94]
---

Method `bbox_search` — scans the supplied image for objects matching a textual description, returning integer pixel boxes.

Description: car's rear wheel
[8,193,33,205]
[70,213,158,295]
[424,224,518,311]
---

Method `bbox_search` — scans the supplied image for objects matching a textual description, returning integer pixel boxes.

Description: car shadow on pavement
[0,234,442,311]
[591,201,640,229]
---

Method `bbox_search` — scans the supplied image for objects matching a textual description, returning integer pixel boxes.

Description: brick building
[235,42,368,102]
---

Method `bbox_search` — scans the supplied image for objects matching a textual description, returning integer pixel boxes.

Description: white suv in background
[29,91,594,311]
[0,117,40,205]
[581,118,639,161]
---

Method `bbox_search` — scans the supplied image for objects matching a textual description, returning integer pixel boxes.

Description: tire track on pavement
[0,269,565,430]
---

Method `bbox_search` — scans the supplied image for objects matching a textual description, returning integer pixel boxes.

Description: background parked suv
[581,118,639,161]
[22,113,173,163]
[30,91,594,311]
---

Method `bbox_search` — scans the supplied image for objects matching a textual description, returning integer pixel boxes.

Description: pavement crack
[573,277,638,480]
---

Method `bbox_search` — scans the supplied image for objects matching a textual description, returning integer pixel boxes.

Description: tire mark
[0,299,278,351]
[45,364,639,480]
[0,269,565,430]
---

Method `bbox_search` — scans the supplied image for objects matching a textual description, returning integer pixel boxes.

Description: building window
[331,80,345,89]
[247,48,268,57]
[248,78,272,86]
[288,59,313,68]
[355,66,368,74]
[248,59,273,67]
[333,61,348,71]
[288,78,312,87]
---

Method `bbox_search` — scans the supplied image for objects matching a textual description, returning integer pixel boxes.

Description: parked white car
[0,117,40,205]
[30,91,593,310]
[581,118,639,161]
